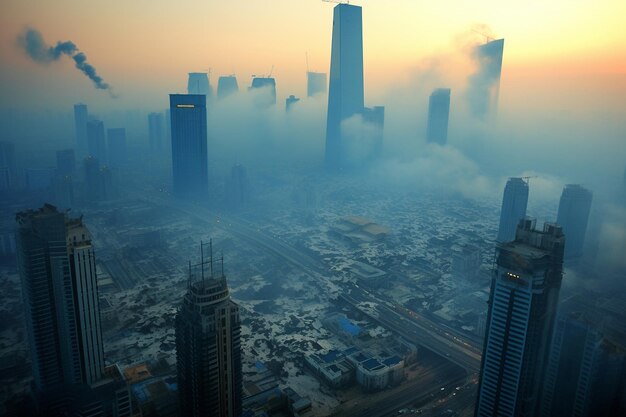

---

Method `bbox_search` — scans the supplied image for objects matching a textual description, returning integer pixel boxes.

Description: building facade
[307,71,327,97]
[475,218,565,417]
[497,177,529,242]
[217,76,239,100]
[169,94,208,199]
[74,104,89,156]
[426,88,451,145]
[556,184,593,259]
[87,119,107,164]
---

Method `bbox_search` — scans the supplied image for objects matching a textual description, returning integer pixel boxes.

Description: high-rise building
[475,218,565,417]
[84,156,113,202]
[176,243,242,417]
[107,128,127,167]
[15,204,130,415]
[362,106,385,161]
[307,71,327,97]
[73,104,89,155]
[56,149,76,176]
[87,119,107,164]
[286,95,300,112]
[540,312,626,417]
[426,88,451,145]
[556,184,592,259]
[325,3,364,170]
[148,112,163,153]
[188,72,212,99]
[497,177,529,242]
[169,94,208,199]
[250,77,277,108]
[217,76,239,100]
[469,39,504,120]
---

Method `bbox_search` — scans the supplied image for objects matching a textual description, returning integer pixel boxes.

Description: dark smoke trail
[17,28,115,96]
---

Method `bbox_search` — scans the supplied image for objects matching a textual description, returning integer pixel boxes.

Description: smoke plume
[17,28,114,95]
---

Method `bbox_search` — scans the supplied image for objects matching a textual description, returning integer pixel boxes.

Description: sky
[1,0,625,111]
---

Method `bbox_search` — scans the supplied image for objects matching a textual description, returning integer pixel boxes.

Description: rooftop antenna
[322,0,350,5]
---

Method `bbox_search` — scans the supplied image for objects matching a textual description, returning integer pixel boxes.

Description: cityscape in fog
[0,1,625,416]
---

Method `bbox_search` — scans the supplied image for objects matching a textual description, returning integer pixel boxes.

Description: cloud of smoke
[17,28,114,95]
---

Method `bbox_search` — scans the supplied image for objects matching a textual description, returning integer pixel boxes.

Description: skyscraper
[107,127,127,167]
[540,312,626,417]
[73,104,89,155]
[469,39,504,120]
[148,112,163,153]
[426,88,451,145]
[250,77,277,108]
[15,204,130,415]
[217,76,239,99]
[169,94,208,199]
[188,72,212,99]
[176,243,242,417]
[286,94,300,112]
[325,3,364,170]
[497,177,529,242]
[362,106,385,161]
[475,218,565,417]
[86,119,107,164]
[307,71,327,97]
[556,184,592,259]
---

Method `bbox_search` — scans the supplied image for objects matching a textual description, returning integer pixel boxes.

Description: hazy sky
[1,0,625,110]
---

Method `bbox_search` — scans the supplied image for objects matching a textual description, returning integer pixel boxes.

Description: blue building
[475,219,564,417]
[86,119,107,164]
[307,71,327,97]
[426,88,451,145]
[187,72,212,99]
[556,184,592,259]
[169,94,208,199]
[325,3,364,170]
[217,75,239,100]
[469,39,504,120]
[73,103,89,156]
[250,77,276,108]
[497,177,529,242]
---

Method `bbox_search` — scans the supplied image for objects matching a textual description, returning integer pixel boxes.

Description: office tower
[176,243,242,417]
[188,72,212,99]
[15,205,131,416]
[307,71,327,97]
[107,128,127,167]
[217,76,239,99]
[286,95,300,112]
[148,112,163,153]
[73,104,89,155]
[475,218,565,417]
[426,88,451,145]
[87,119,107,163]
[227,164,249,208]
[497,177,529,242]
[325,3,364,170]
[84,156,112,202]
[250,77,277,108]
[56,149,76,176]
[469,39,504,120]
[170,94,208,199]
[0,141,16,189]
[540,313,626,417]
[556,184,592,259]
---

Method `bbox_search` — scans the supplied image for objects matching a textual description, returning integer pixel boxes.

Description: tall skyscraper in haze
[540,312,626,417]
[0,141,16,189]
[475,218,565,417]
[307,71,327,97]
[556,184,592,259]
[86,119,107,164]
[187,72,212,99]
[426,88,451,145]
[325,3,364,170]
[169,94,208,199]
[107,128,127,167]
[217,76,239,99]
[469,39,504,120]
[250,77,277,108]
[73,104,89,155]
[148,112,163,153]
[286,94,300,112]
[15,204,130,415]
[176,243,242,417]
[497,177,529,242]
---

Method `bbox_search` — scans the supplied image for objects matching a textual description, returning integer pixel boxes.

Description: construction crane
[472,29,494,44]
[322,0,350,5]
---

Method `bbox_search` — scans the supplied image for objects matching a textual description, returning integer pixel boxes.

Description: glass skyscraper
[169,94,208,199]
[556,184,593,259]
[426,88,451,145]
[325,3,364,170]
[497,177,529,242]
